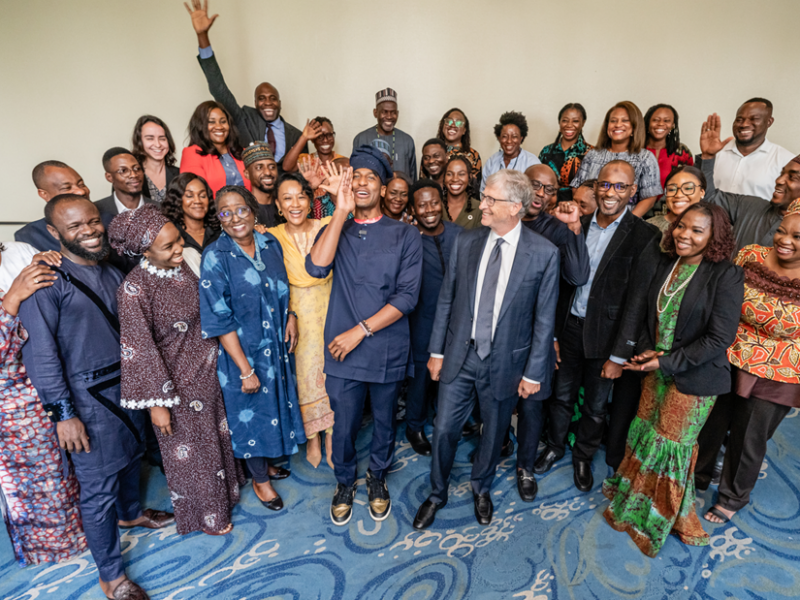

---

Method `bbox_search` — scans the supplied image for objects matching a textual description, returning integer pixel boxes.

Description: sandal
[704,506,732,523]
[203,522,234,536]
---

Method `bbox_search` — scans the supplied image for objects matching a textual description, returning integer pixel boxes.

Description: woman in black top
[162,173,221,255]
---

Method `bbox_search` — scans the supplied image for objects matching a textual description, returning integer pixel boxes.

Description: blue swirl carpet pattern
[2,409,800,599]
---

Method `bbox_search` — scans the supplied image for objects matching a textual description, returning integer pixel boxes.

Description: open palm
[184,0,218,34]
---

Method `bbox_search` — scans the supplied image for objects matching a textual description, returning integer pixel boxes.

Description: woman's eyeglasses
[665,183,698,196]
[217,206,252,222]
[444,119,465,128]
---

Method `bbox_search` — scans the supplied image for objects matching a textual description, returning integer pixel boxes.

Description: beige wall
[2,0,798,239]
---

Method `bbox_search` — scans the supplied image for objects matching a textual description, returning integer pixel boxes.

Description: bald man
[186,0,306,165]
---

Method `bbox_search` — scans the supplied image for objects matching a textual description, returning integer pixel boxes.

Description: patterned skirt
[602,371,716,557]
[0,383,87,566]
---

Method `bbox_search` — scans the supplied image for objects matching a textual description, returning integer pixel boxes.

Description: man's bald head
[599,159,635,184]
[32,161,91,202]
[254,81,281,123]
[524,165,559,218]
[525,164,558,187]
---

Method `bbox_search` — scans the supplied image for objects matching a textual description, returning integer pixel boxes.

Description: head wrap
[350,145,393,185]
[375,88,398,107]
[108,204,170,257]
[785,199,800,217]
[242,142,274,168]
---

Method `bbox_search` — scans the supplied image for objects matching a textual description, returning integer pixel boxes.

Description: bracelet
[359,320,373,337]
[239,368,256,380]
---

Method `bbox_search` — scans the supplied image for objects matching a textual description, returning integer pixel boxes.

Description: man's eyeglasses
[665,182,698,196]
[530,180,558,196]
[444,119,465,128]
[596,181,634,193]
[479,192,515,207]
[115,165,143,177]
[218,206,253,222]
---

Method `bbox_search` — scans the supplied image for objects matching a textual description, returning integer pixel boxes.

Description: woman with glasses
[539,103,593,203]
[442,154,483,230]
[435,108,482,187]
[571,101,662,218]
[199,185,306,511]
[644,104,694,190]
[647,166,707,234]
[180,101,250,196]
[131,115,180,204]
[481,111,540,193]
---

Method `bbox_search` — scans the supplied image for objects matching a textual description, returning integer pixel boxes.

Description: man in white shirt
[94,147,148,217]
[413,169,560,529]
[709,99,795,199]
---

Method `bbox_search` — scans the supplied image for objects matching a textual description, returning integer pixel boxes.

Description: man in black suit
[94,148,150,218]
[534,160,661,492]
[185,0,307,167]
[413,169,561,529]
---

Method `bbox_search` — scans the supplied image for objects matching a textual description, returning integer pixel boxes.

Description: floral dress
[603,263,716,557]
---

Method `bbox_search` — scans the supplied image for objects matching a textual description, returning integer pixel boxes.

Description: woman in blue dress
[199,185,306,511]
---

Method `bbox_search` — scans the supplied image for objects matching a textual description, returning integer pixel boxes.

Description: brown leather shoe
[120,508,175,530]
[109,579,150,600]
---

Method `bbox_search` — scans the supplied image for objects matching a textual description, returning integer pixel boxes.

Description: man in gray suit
[414,169,560,529]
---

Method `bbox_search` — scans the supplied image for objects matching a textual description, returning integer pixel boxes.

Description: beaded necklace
[140,257,182,279]
[656,259,697,314]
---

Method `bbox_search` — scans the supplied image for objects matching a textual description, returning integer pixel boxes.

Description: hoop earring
[277,208,283,217]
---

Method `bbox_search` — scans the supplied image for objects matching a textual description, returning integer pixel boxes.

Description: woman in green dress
[603,202,743,557]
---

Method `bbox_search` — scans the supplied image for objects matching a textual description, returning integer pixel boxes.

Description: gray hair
[485,169,533,217]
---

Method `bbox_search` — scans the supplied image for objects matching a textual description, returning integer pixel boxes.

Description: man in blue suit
[414,169,560,529]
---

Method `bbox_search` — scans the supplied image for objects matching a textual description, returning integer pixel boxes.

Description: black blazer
[197,53,306,165]
[555,210,661,359]
[428,224,561,400]
[93,195,155,218]
[142,165,180,201]
[614,254,744,396]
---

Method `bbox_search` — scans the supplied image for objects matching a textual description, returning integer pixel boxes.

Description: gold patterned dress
[270,218,335,437]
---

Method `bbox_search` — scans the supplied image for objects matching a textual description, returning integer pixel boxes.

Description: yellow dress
[269,218,335,437]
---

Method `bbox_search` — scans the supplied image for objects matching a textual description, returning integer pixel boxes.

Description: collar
[723,137,774,158]
[216,230,271,255]
[590,206,628,230]
[488,219,522,248]
[354,214,383,225]
[267,117,285,132]
[113,192,145,212]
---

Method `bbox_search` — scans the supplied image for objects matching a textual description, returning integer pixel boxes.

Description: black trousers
[515,397,544,471]
[544,316,614,463]
[717,395,791,511]
[695,390,735,490]
[605,370,644,471]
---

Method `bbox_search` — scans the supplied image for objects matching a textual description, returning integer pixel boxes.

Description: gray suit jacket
[428,224,561,400]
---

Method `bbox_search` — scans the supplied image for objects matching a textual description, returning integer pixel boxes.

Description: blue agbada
[199,230,306,459]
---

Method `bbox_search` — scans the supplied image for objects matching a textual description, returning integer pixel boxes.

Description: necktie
[266,123,276,155]
[475,238,504,360]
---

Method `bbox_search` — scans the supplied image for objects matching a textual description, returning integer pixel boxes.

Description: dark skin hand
[150,407,173,436]
[623,349,664,372]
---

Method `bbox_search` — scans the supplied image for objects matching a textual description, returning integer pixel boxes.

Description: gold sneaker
[330,482,357,526]
[366,470,391,521]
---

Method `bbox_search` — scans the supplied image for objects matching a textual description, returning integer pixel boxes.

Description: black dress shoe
[574,460,593,492]
[413,498,446,530]
[473,492,493,525]
[461,421,481,437]
[269,466,291,481]
[517,469,538,502]
[500,438,514,457]
[407,429,432,456]
[533,448,561,475]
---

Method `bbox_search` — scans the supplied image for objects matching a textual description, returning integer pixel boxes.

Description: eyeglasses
[597,181,634,193]
[444,119,465,128]
[318,132,335,141]
[665,182,698,196]
[479,192,515,207]
[115,165,143,176]
[217,206,252,222]
[530,180,558,196]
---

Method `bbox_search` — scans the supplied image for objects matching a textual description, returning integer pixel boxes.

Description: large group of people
[2,2,799,599]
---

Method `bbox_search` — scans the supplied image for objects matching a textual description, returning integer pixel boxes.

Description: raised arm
[282,120,323,172]
[307,167,354,274]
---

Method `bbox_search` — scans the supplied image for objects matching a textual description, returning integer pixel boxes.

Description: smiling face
[559,108,585,143]
[773,214,800,265]
[595,163,636,219]
[382,177,409,217]
[648,107,675,144]
[144,222,185,270]
[480,180,521,231]
[181,178,210,224]
[141,121,169,162]
[443,110,466,145]
[105,153,144,196]
[672,209,712,264]
[665,171,704,217]
[733,102,772,147]
[413,187,443,233]
[422,144,447,178]
[499,124,522,158]
[607,107,633,145]
[48,199,109,262]
[444,159,470,198]
[353,168,385,210]
[38,166,91,201]
[245,158,279,195]
[312,121,335,155]
[771,161,800,208]
[207,108,230,148]
[374,101,398,135]
[276,179,311,226]
[216,192,255,243]
[255,82,281,122]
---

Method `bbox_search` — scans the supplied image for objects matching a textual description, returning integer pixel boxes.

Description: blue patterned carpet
[3,409,800,600]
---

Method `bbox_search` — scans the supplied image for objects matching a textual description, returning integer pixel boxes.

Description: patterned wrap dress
[199,231,307,459]
[603,263,716,557]
[0,296,87,566]
[118,260,242,534]
[269,218,335,438]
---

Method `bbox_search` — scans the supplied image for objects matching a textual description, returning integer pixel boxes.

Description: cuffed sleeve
[386,227,423,315]
[198,45,214,59]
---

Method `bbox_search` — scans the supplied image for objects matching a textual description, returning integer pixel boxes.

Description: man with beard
[185,0,305,165]
[405,179,462,456]
[534,161,660,493]
[307,145,422,526]
[243,142,284,228]
[702,100,794,200]
[94,147,151,217]
[19,195,174,600]
[353,88,417,181]
[420,139,447,188]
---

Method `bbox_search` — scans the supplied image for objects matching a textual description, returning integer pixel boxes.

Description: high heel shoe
[306,435,322,468]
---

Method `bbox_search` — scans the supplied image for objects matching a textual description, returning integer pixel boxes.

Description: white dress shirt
[114,192,145,215]
[713,138,795,200]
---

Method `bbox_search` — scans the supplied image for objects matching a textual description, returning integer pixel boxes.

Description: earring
[277,208,283,217]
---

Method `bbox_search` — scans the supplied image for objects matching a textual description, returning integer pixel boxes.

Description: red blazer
[179,145,251,196]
